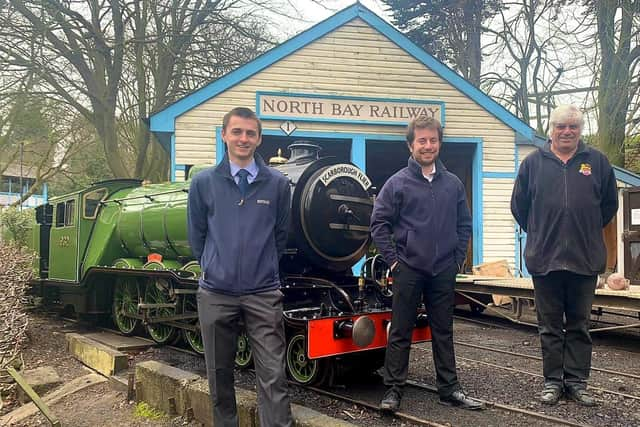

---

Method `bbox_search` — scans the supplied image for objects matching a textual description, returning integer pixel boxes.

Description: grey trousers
[532,271,597,391]
[197,287,292,427]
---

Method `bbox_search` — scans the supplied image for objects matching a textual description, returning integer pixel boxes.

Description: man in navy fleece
[371,116,483,412]
[188,107,292,427]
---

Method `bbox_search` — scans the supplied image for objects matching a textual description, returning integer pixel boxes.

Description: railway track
[454,304,640,335]
[452,340,640,381]
[453,354,640,402]
[404,380,591,427]
[297,384,449,427]
[295,376,594,427]
[61,314,638,426]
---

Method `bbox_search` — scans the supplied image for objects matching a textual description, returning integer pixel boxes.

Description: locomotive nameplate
[320,164,371,190]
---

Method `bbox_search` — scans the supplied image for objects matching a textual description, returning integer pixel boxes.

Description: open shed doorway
[258,135,351,164]
[366,139,476,272]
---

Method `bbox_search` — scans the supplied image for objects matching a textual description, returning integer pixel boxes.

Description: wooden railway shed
[148,2,640,295]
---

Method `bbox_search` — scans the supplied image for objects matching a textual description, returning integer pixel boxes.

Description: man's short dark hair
[406,116,443,144]
[223,107,262,136]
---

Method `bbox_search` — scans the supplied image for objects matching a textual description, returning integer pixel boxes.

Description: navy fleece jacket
[370,157,472,275]
[187,154,291,295]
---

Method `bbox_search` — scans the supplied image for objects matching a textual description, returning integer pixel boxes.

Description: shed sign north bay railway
[257,93,444,125]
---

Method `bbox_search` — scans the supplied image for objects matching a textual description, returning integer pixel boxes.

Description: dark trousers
[532,271,597,391]
[383,262,460,398]
[197,287,292,427]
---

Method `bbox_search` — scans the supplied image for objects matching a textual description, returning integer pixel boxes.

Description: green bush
[0,207,35,248]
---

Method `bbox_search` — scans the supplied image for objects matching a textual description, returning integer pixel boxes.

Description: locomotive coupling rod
[138,302,177,309]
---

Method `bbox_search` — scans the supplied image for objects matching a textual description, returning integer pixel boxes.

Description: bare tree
[382,0,503,86]
[591,0,640,166]
[0,0,276,180]
[117,0,274,180]
[481,0,592,134]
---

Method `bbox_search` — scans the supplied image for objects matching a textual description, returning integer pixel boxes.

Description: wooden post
[127,372,135,401]
[7,367,61,427]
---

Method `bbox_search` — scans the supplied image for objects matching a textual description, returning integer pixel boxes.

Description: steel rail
[405,380,592,427]
[299,384,449,427]
[455,356,640,402]
[453,314,510,329]
[456,291,640,333]
[451,340,640,381]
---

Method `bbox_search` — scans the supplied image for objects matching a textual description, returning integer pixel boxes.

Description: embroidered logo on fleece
[579,163,592,176]
[257,199,271,205]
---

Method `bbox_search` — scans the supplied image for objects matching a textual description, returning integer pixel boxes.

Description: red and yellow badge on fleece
[579,163,592,176]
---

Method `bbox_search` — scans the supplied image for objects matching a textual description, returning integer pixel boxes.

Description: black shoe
[540,386,562,405]
[439,390,485,410]
[566,388,596,407]
[380,387,402,412]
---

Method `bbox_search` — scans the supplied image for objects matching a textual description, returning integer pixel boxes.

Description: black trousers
[383,262,460,398]
[532,271,597,391]
[197,287,292,427]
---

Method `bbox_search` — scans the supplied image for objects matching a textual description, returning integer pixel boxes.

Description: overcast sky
[276,0,390,38]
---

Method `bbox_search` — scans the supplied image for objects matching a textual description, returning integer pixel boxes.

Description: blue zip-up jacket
[187,154,291,295]
[371,157,472,276]
[511,140,618,276]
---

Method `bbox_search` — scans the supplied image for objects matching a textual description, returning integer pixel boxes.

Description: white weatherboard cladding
[517,145,537,166]
[175,18,518,265]
[483,178,516,270]
[175,19,515,167]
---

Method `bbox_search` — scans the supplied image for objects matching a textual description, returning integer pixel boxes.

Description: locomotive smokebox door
[297,160,373,271]
[277,142,374,273]
[623,187,640,284]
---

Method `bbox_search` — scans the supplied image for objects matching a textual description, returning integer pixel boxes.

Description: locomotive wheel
[183,322,204,355]
[286,334,320,384]
[144,279,179,344]
[181,295,204,354]
[235,330,253,369]
[112,277,140,335]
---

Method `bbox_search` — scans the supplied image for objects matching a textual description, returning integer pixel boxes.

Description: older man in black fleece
[511,104,618,407]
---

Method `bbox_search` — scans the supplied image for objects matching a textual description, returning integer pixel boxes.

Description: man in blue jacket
[188,107,292,427]
[511,105,618,407]
[371,116,483,412]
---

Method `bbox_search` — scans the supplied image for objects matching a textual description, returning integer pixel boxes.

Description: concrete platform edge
[135,360,357,427]
[65,333,128,377]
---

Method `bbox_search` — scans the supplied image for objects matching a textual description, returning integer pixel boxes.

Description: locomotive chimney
[287,142,321,163]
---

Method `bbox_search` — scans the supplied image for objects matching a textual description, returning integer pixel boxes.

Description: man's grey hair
[548,105,584,136]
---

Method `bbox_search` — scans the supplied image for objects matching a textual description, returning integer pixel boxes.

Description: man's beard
[413,153,436,167]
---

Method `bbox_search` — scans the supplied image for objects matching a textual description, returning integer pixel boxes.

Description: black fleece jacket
[511,141,618,276]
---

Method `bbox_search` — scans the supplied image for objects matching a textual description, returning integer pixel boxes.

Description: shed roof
[149,2,536,141]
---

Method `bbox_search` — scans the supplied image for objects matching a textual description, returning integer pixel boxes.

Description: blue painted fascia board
[149,2,534,140]
[614,165,640,187]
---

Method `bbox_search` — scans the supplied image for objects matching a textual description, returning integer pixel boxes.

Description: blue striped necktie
[237,169,249,197]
